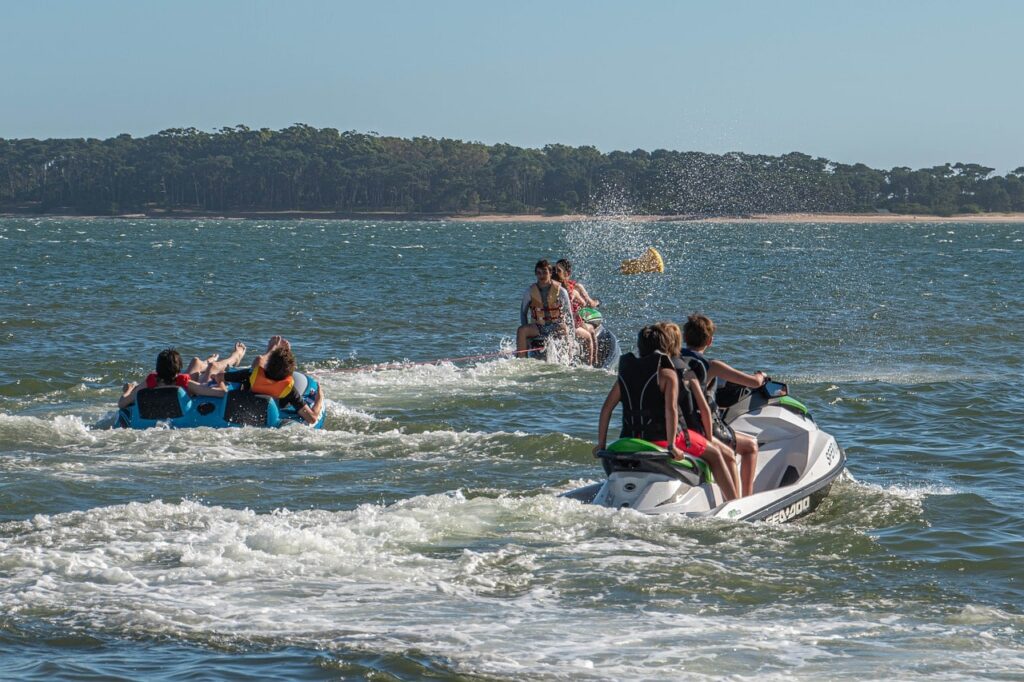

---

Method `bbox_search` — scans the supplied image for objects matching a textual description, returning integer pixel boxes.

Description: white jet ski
[562,380,847,522]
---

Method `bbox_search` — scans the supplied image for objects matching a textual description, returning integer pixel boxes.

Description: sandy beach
[6,210,1024,223]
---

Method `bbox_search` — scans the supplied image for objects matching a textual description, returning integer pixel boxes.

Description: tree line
[2,124,1023,216]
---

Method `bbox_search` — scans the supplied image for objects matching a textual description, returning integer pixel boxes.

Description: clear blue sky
[2,0,1022,172]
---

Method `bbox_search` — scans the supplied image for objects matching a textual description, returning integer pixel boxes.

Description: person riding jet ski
[516,259,572,357]
[680,314,764,497]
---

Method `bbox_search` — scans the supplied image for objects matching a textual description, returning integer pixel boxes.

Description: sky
[2,0,1022,172]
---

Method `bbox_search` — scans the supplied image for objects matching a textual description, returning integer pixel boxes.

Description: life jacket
[145,372,190,389]
[564,279,585,326]
[616,351,678,442]
[248,365,295,399]
[529,281,564,325]
[670,356,705,433]
[679,348,734,446]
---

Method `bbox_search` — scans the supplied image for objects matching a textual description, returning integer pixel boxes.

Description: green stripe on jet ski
[779,396,809,415]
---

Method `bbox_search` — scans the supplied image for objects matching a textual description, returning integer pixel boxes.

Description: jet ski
[562,380,846,522]
[528,308,620,369]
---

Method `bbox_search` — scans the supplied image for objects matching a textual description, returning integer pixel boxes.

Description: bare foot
[266,335,283,352]
[226,341,246,367]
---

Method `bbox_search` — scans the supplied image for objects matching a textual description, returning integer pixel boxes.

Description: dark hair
[265,348,297,381]
[534,259,551,273]
[636,325,675,357]
[155,348,182,384]
[555,258,572,276]
[683,314,716,348]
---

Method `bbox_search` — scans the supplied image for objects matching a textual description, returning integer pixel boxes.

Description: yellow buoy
[620,247,664,274]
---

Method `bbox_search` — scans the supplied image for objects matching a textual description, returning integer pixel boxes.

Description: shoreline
[4,209,1024,224]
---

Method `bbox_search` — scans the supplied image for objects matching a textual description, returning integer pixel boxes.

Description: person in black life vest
[216,335,324,425]
[118,348,228,408]
[516,259,572,356]
[681,314,762,498]
[594,322,740,501]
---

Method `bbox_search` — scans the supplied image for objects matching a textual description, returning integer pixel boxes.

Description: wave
[2,496,1022,678]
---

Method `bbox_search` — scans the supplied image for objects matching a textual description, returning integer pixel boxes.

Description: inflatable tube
[115,372,325,430]
[620,247,664,274]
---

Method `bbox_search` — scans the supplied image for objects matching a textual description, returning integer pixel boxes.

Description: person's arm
[708,359,766,388]
[691,377,714,437]
[576,282,599,307]
[520,288,531,326]
[117,381,141,408]
[298,389,325,425]
[595,381,621,452]
[660,368,682,459]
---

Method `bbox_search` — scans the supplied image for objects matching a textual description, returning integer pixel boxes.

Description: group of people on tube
[596,315,767,501]
[516,258,600,364]
[117,335,324,425]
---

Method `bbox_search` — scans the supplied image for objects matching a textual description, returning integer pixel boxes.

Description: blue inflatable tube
[115,372,325,429]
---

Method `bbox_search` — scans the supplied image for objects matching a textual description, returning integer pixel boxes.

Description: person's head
[656,321,683,356]
[155,348,182,384]
[636,323,678,357]
[534,259,553,284]
[554,258,572,282]
[683,313,716,349]
[265,347,297,381]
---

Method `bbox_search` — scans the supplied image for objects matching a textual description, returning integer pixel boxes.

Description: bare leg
[573,326,593,364]
[201,342,247,382]
[516,324,541,354]
[735,431,759,497]
[700,440,739,501]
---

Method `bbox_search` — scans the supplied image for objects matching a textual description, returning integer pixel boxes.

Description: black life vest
[679,348,735,446]
[616,351,674,441]
[670,356,705,433]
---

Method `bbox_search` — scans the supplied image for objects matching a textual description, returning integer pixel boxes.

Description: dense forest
[2,124,1023,216]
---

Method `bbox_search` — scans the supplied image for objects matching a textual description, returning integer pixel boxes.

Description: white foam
[1,497,1019,678]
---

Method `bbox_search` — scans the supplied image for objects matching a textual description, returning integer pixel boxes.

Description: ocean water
[0,217,1022,680]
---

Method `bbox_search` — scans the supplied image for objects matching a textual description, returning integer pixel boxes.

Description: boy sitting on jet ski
[680,314,764,498]
[516,259,572,356]
[595,322,740,500]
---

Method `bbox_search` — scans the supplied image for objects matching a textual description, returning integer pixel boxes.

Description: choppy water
[1,217,1022,680]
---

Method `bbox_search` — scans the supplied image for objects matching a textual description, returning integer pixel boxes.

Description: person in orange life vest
[117,348,228,408]
[681,314,763,498]
[594,322,740,501]
[552,259,598,365]
[216,336,324,425]
[516,259,572,356]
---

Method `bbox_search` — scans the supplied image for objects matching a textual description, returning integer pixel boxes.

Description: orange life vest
[248,366,295,398]
[529,281,564,324]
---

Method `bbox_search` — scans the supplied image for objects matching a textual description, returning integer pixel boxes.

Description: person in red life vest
[117,348,229,408]
[593,322,740,501]
[553,258,599,365]
[516,259,572,356]
[215,335,324,425]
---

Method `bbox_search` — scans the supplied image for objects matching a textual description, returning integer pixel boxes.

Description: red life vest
[565,279,584,326]
[529,281,564,324]
[248,366,295,399]
[146,373,190,389]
